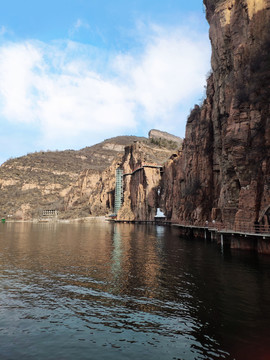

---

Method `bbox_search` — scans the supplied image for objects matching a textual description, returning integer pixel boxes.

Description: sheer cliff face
[117,143,162,221]
[162,0,270,227]
[64,141,176,220]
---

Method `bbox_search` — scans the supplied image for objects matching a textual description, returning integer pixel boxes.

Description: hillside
[0,132,181,220]
[63,140,179,219]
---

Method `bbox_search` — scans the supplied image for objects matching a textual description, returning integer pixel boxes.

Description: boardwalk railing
[113,218,270,236]
[232,224,270,235]
[174,220,270,235]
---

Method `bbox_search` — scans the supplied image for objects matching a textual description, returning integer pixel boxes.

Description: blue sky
[0,0,210,164]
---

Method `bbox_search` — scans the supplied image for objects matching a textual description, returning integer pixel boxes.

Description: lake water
[0,222,270,360]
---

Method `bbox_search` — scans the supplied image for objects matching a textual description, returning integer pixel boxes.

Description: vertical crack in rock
[161,0,270,229]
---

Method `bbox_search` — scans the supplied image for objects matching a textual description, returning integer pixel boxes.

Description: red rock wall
[161,0,270,230]
[117,143,161,221]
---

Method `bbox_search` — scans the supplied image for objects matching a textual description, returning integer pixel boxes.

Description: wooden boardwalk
[113,219,171,225]
[112,219,270,236]
[110,219,270,253]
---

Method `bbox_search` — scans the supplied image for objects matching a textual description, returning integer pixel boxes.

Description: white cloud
[0,25,8,36]
[0,42,43,123]
[114,25,210,123]
[69,19,90,37]
[0,23,211,152]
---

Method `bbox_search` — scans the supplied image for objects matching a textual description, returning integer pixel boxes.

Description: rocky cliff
[161,0,270,230]
[65,140,179,220]
[0,132,181,220]
[116,142,171,221]
[0,136,144,220]
[148,129,183,148]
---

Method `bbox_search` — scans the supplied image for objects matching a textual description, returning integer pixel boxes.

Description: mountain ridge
[0,131,182,220]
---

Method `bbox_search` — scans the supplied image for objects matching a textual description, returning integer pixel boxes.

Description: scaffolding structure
[114,168,123,214]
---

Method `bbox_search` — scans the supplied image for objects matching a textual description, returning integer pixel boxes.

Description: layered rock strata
[161,0,270,230]
[117,142,165,221]
[0,131,180,220]
[0,136,145,220]
[65,141,177,220]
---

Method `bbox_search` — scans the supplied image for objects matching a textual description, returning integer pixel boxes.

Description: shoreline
[1,216,107,224]
[2,218,270,255]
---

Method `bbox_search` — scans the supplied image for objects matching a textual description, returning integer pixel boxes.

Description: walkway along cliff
[115,0,270,253]
[160,0,270,233]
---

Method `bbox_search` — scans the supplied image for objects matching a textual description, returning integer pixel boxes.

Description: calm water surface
[0,222,270,360]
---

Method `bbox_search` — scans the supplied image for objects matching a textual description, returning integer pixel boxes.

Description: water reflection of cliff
[1,223,270,359]
[110,224,162,301]
[110,225,270,359]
